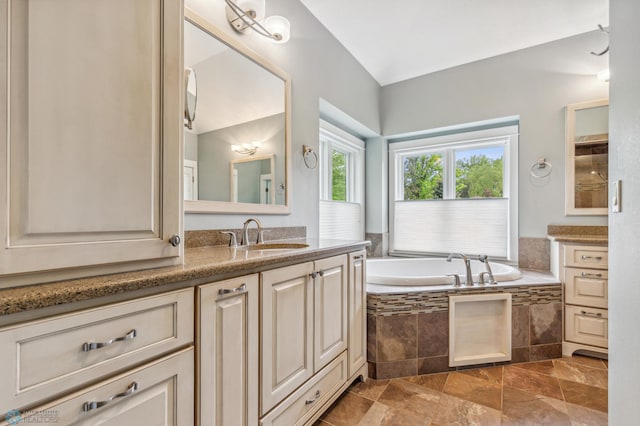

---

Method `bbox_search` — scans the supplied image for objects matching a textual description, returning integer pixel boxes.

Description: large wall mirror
[183,9,291,214]
[565,98,608,215]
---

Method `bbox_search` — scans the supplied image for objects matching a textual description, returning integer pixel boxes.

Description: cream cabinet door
[3,348,194,426]
[198,275,259,426]
[348,251,367,378]
[0,0,183,284]
[261,262,314,416]
[313,255,348,373]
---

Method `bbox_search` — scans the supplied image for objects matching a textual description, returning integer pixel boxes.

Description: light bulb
[264,16,290,43]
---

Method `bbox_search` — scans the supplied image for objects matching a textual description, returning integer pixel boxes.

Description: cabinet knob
[169,234,181,247]
[310,271,324,279]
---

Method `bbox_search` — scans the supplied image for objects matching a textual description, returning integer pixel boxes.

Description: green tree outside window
[332,150,347,201]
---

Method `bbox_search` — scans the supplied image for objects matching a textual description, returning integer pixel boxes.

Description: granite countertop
[546,224,608,245]
[0,238,369,324]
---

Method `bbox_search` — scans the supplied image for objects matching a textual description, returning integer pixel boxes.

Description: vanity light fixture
[231,141,261,155]
[225,0,291,43]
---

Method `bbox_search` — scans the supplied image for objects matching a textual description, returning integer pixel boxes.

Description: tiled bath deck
[317,355,608,425]
[366,271,563,378]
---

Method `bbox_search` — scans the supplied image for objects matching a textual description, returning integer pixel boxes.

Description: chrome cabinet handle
[82,329,137,352]
[581,255,603,261]
[581,272,603,278]
[305,390,321,405]
[580,310,603,317]
[218,284,247,297]
[169,234,181,247]
[82,382,138,412]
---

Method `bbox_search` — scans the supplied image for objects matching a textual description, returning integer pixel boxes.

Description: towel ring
[530,158,552,178]
[303,145,318,169]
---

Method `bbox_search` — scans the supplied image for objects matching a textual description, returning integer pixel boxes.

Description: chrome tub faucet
[478,254,497,284]
[447,253,473,286]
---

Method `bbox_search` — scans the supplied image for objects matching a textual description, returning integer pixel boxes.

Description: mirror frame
[565,98,609,216]
[184,8,292,214]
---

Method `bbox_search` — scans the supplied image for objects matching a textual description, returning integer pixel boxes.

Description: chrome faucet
[241,218,263,246]
[447,253,473,286]
[478,254,496,284]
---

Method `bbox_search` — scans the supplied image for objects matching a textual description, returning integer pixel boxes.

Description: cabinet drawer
[563,245,608,269]
[565,305,608,348]
[565,268,608,308]
[0,288,194,413]
[261,352,347,426]
[1,347,194,426]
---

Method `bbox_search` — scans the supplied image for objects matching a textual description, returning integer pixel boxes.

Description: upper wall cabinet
[565,99,609,216]
[0,0,183,287]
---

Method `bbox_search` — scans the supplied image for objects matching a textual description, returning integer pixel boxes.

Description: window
[319,120,365,240]
[390,125,518,260]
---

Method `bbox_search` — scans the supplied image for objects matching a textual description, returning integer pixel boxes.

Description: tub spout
[447,253,474,286]
[478,254,496,284]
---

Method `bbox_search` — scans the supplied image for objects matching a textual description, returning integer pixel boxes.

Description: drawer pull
[310,271,324,279]
[82,382,138,412]
[305,390,321,405]
[352,254,364,261]
[581,272,603,278]
[580,310,603,317]
[581,255,603,261]
[82,329,137,352]
[218,284,247,297]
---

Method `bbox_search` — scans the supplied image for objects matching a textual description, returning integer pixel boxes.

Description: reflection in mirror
[183,10,290,214]
[565,99,608,215]
[184,68,197,129]
[231,154,275,204]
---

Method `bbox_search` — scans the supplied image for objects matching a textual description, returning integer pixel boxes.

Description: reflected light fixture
[225,0,291,43]
[231,141,261,155]
[597,68,610,82]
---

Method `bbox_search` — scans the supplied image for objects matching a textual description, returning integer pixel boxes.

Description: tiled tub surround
[366,272,562,379]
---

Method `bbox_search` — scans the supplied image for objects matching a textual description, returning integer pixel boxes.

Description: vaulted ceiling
[301,0,609,86]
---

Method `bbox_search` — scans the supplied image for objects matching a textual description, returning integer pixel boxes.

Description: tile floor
[317,356,607,425]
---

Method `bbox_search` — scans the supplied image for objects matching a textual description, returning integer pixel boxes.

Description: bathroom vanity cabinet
[0,242,368,425]
[197,274,260,426]
[0,0,184,287]
[551,242,609,356]
[260,255,348,417]
[198,251,367,426]
[0,288,195,424]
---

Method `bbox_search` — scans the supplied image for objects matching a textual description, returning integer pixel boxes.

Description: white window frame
[319,120,365,240]
[389,125,519,261]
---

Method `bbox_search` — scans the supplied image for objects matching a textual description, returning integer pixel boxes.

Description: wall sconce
[225,0,291,43]
[231,141,261,155]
